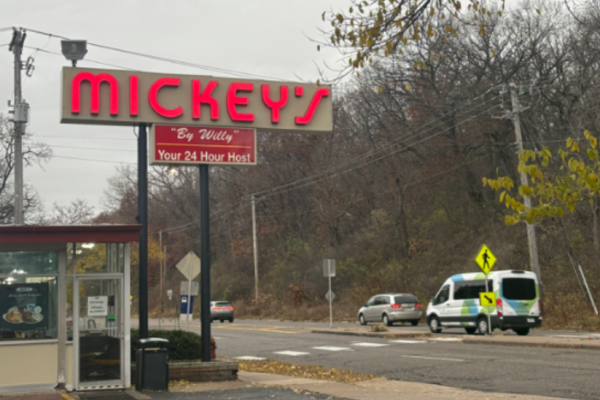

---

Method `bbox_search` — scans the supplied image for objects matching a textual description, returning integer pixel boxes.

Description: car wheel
[465,327,477,335]
[358,314,367,325]
[428,316,441,333]
[220,319,224,323]
[477,317,489,335]
[383,314,392,326]
[229,318,234,323]
[410,320,419,326]
[514,328,530,336]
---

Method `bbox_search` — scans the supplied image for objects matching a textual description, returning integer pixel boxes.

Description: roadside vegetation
[89,0,600,331]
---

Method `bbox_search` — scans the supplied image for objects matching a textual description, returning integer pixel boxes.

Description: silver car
[210,301,234,323]
[358,293,422,326]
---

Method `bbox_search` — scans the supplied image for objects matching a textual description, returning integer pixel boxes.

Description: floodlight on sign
[61,40,87,67]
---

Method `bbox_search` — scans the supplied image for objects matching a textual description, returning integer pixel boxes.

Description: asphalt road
[143,319,600,400]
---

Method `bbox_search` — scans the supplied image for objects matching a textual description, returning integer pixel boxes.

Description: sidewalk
[312,328,430,339]
[145,370,570,400]
[463,334,600,350]
[312,327,600,350]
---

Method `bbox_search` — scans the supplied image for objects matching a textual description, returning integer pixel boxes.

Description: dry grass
[232,295,361,322]
[542,293,600,331]
[370,323,389,332]
[235,359,376,383]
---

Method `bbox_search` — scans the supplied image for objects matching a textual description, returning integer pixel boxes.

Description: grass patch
[235,359,376,383]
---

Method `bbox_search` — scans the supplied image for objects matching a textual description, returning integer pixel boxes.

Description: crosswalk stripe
[312,346,353,351]
[351,342,389,347]
[274,351,310,356]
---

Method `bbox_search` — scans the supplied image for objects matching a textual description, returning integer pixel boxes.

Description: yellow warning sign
[480,292,496,307]
[475,244,496,275]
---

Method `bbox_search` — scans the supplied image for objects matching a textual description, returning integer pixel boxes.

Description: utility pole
[251,195,259,302]
[510,83,542,285]
[9,28,26,225]
[159,230,162,330]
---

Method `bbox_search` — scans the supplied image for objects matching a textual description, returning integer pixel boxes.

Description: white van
[426,270,541,335]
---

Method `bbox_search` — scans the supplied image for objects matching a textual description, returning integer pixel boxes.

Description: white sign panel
[175,251,201,280]
[180,281,200,296]
[88,296,108,317]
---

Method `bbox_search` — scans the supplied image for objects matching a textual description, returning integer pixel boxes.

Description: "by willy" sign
[61,67,332,134]
[150,125,256,166]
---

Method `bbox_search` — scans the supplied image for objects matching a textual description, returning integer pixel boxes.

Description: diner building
[0,225,141,392]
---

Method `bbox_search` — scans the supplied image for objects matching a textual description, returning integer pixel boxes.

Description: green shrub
[130,329,203,361]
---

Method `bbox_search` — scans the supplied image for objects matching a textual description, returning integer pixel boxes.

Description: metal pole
[329,272,332,328]
[186,276,192,330]
[578,263,599,315]
[199,165,211,362]
[138,123,149,339]
[159,231,162,330]
[510,84,542,286]
[484,275,491,335]
[10,29,24,225]
[251,195,259,302]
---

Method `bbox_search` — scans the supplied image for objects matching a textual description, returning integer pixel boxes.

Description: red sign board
[150,125,256,166]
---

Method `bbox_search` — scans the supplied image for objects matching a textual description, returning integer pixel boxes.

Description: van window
[394,295,418,304]
[433,285,450,305]
[503,278,536,300]
[454,280,493,300]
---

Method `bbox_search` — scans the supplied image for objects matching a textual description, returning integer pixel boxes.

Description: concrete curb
[311,329,430,339]
[463,337,600,351]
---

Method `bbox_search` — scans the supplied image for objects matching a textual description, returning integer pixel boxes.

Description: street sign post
[175,251,201,329]
[323,259,336,328]
[60,65,333,361]
[475,244,497,334]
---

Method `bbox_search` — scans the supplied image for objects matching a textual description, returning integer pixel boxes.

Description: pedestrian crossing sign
[475,244,496,275]
[480,292,496,307]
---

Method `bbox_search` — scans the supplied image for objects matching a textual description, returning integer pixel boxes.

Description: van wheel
[410,320,419,326]
[428,316,441,333]
[383,314,392,326]
[359,314,367,325]
[514,328,530,336]
[229,318,234,323]
[477,317,489,335]
[465,327,477,335]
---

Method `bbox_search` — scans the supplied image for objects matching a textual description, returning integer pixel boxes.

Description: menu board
[0,283,49,332]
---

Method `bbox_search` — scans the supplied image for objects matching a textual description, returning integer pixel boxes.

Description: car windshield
[394,295,418,304]
[503,278,536,300]
[215,302,231,307]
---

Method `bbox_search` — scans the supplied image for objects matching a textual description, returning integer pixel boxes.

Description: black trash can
[136,338,169,391]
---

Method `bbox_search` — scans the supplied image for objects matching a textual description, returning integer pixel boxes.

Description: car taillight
[415,303,422,308]
[211,307,218,311]
[391,304,401,308]
[496,298,503,317]
[228,307,234,311]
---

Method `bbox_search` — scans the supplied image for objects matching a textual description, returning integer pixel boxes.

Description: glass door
[75,277,124,389]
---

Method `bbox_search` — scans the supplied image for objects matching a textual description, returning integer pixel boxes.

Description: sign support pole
[328,271,332,328]
[199,164,211,362]
[138,123,149,339]
[484,274,491,335]
[186,276,192,330]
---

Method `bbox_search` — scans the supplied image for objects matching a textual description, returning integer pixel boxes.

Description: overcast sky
[0,0,351,216]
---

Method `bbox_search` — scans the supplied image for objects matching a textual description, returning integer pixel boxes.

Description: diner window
[0,251,59,342]
[68,243,124,274]
[0,276,58,341]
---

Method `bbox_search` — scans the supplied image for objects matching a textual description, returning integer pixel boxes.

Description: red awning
[0,225,142,244]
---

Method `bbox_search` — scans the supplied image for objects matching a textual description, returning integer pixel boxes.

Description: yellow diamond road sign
[480,292,496,307]
[475,244,496,275]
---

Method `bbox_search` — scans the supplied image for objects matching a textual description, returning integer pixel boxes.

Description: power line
[23,45,135,70]
[34,135,135,141]
[53,155,135,165]
[259,100,503,199]
[50,144,135,152]
[24,27,289,81]
[251,89,501,197]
